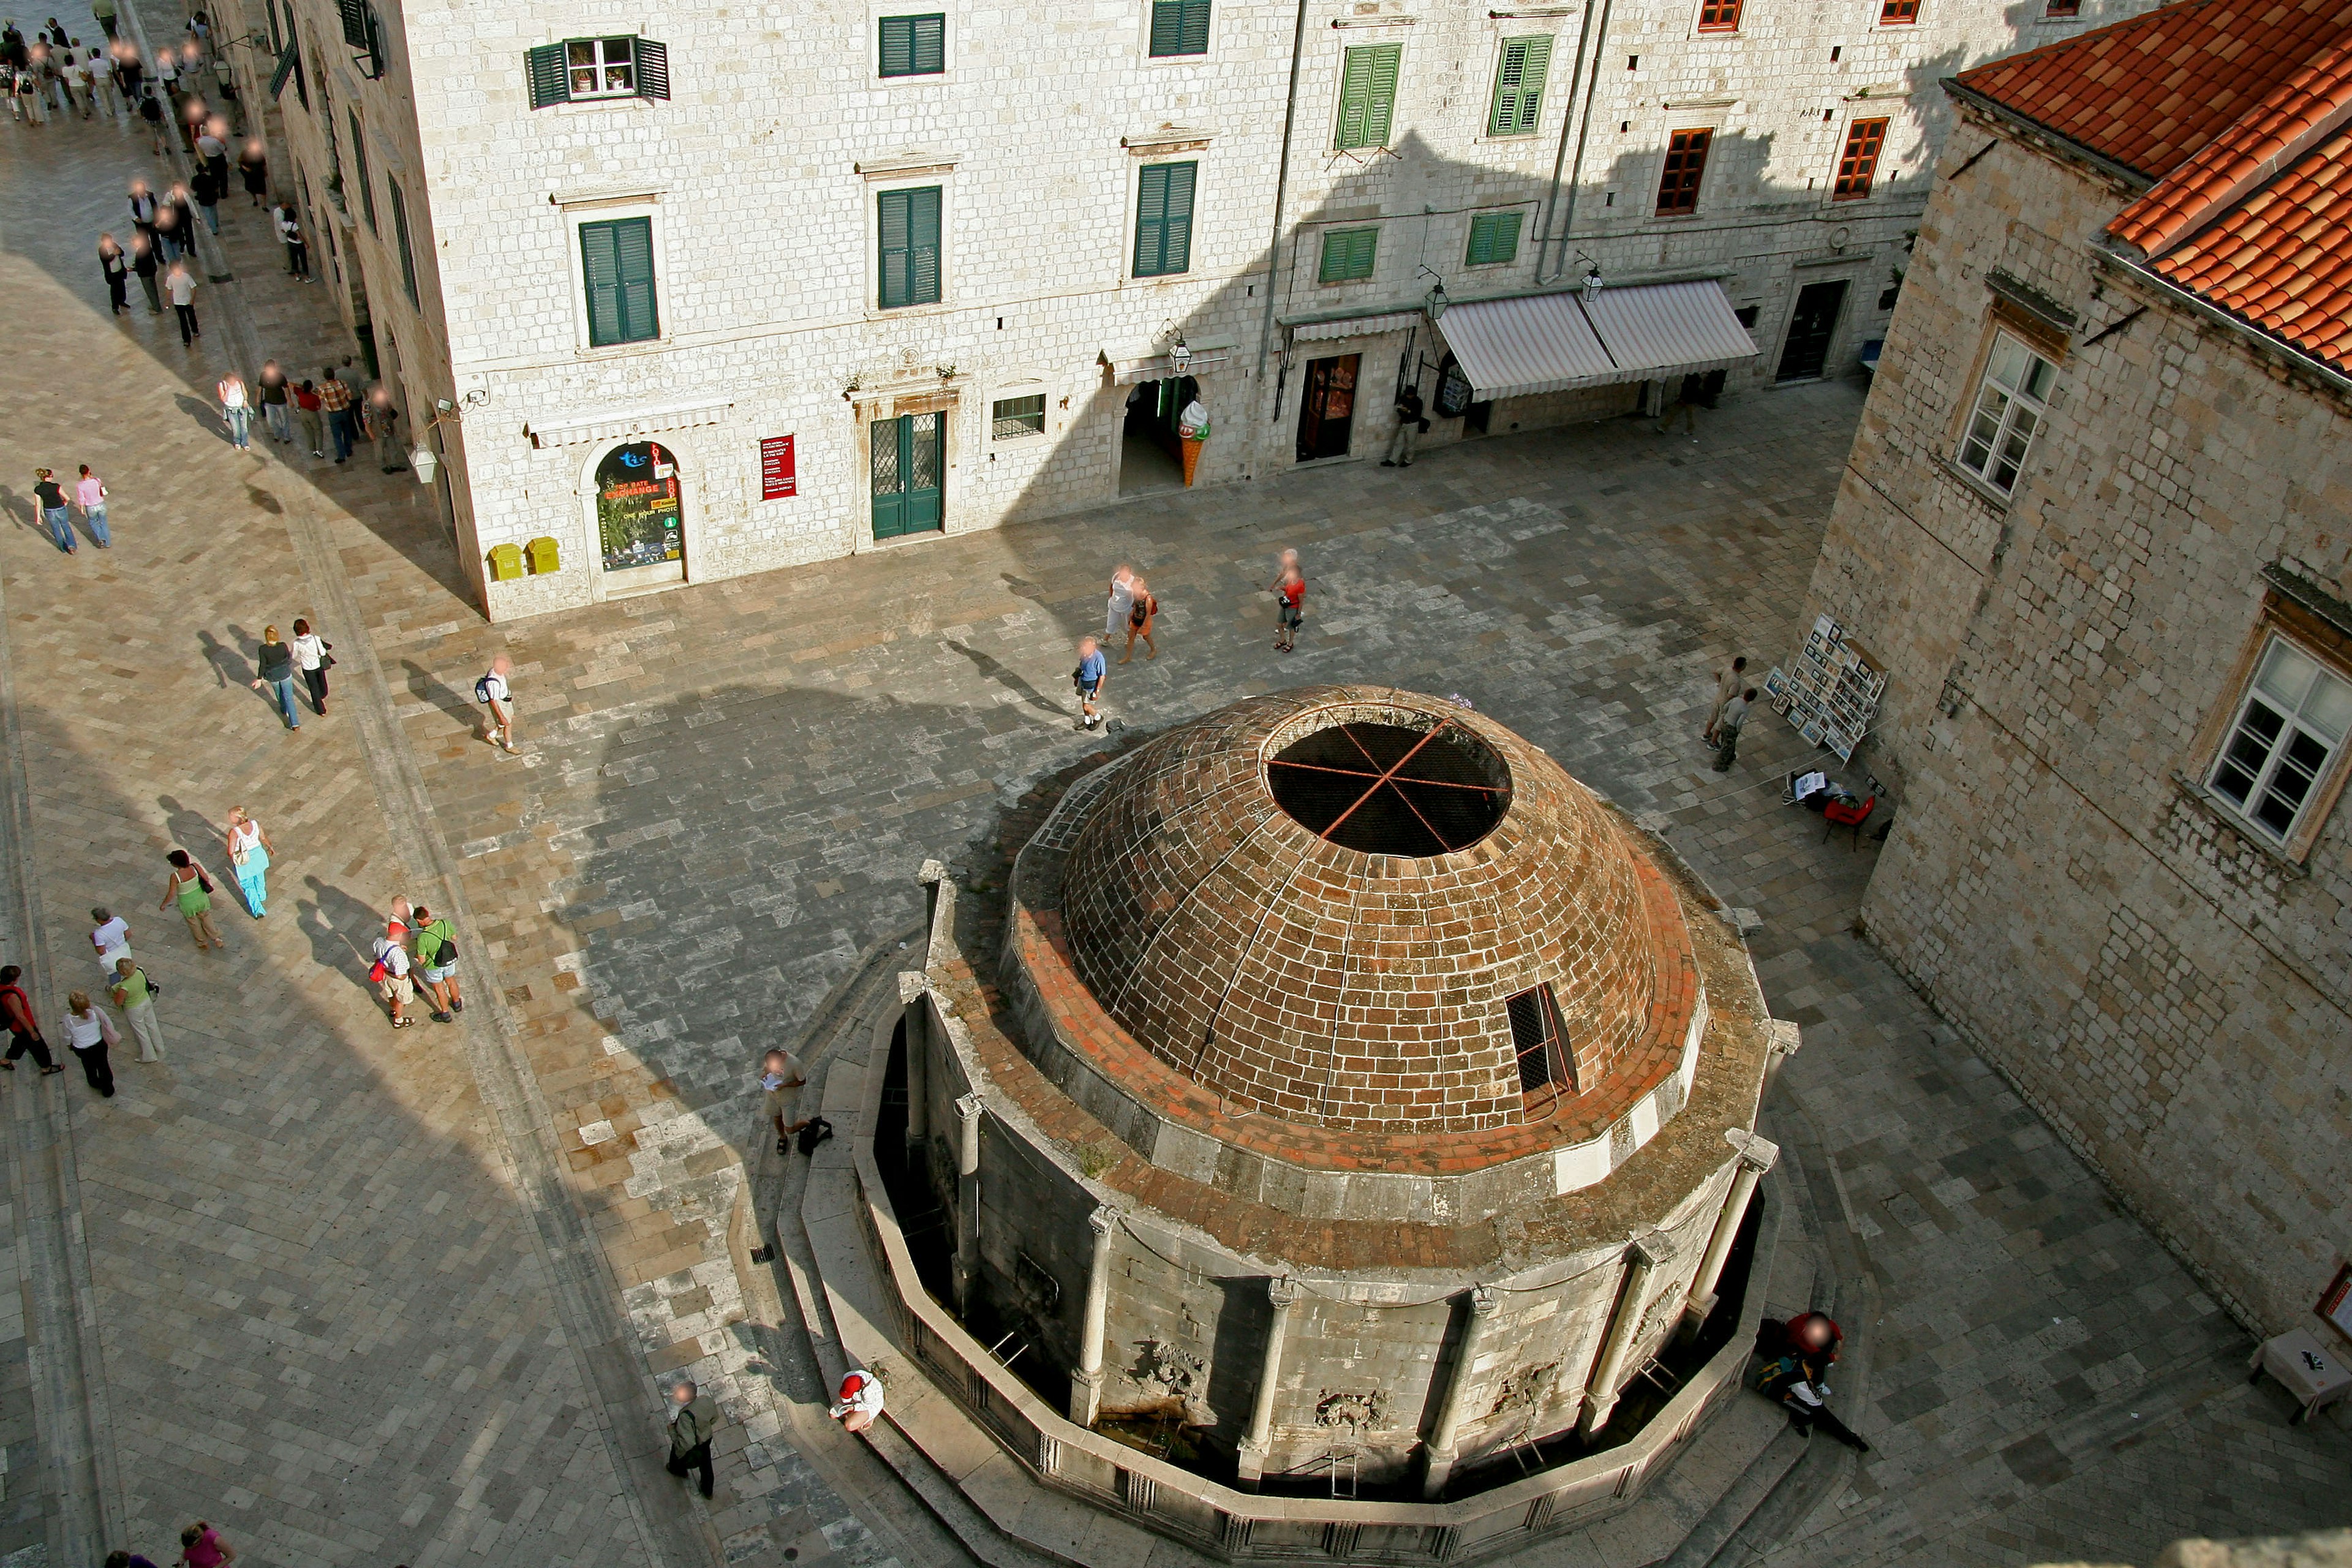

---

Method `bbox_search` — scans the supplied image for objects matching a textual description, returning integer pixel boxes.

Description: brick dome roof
[1056,688,1690,1136]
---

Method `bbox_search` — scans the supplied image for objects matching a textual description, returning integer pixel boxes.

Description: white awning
[1291,311,1423,342]
[526,398,734,449]
[1432,293,1615,399]
[1433,281,1757,400]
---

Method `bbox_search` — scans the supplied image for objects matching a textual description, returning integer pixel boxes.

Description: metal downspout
[1538,0,1613,284]
[1256,0,1314,420]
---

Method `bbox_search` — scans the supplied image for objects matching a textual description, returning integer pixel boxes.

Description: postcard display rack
[1763,615,1886,763]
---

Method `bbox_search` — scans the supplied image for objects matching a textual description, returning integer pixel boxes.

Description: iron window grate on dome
[1505,983,1575,1099]
[1265,720,1509,856]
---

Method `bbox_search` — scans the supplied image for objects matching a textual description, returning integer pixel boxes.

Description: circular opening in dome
[1266,720,1510,856]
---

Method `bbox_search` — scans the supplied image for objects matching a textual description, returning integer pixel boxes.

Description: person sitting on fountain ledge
[831,1368,884,1434]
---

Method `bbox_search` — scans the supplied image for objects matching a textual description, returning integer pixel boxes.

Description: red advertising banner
[760,435,797,500]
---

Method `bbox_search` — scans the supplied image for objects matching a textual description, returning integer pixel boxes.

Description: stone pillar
[1235,1276,1300,1491]
[918,858,959,965]
[952,1092,985,1311]
[1577,1234,1672,1440]
[1763,1019,1803,1095]
[897,974,930,1145]
[1068,1206,1121,1427]
[1420,1285,1500,1499]
[1680,1131,1778,1338]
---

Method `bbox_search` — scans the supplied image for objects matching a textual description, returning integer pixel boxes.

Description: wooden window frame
[1954,328,2056,496]
[2193,615,2352,861]
[2042,0,2081,13]
[1654,126,1712,215]
[347,108,375,233]
[1878,0,1920,23]
[526,36,669,108]
[1696,0,1743,31]
[389,179,417,306]
[1833,115,1888,200]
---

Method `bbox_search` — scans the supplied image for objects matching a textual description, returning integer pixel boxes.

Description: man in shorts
[760,1047,808,1156]
[371,920,415,1028]
[478,653,517,753]
[1073,636,1107,730]
[1271,549,1305,652]
[412,905,463,1022]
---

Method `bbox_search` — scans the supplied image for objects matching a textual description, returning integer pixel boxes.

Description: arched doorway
[595,441,685,588]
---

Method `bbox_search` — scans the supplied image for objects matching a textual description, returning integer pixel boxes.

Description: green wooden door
[870,412,945,540]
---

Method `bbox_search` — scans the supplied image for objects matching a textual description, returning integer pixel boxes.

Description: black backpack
[795,1117,834,1156]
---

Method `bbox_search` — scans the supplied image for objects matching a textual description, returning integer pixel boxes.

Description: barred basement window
[2207,637,2352,845]
[1505,984,1574,1096]
[1956,331,2055,494]
[992,394,1046,440]
[526,36,669,107]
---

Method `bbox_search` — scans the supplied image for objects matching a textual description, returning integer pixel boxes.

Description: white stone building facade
[231,0,2153,619]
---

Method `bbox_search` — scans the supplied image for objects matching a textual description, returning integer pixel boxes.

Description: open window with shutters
[1335,42,1401,149]
[527,36,669,107]
[1464,210,1522,267]
[1832,116,1887,200]
[1132,161,1197,279]
[1487,35,1552,137]
[1147,0,1210,57]
[1506,984,1575,1099]
[1655,127,1711,214]
[578,216,660,346]
[878,12,947,77]
[878,186,944,309]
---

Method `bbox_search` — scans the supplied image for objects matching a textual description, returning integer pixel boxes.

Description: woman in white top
[58,991,118,1097]
[288,617,330,715]
[88,905,132,977]
[224,806,275,919]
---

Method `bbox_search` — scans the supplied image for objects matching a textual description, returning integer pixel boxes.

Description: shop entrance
[595,441,684,587]
[871,412,945,541]
[1120,376,1194,495]
[1295,353,1359,462]
[1776,281,1849,382]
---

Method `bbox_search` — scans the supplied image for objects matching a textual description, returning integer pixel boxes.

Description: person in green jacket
[666,1381,714,1499]
[412,906,462,1022]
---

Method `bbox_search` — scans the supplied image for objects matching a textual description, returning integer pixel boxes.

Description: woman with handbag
[223,806,274,918]
[159,848,224,950]
[58,992,118,1097]
[289,616,332,714]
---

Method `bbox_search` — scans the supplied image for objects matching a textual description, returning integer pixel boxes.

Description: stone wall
[1798,107,2352,1333]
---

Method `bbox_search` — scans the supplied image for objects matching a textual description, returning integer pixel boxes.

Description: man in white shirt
[372,920,415,1028]
[89,907,132,977]
[477,654,516,753]
[165,260,198,345]
[217,371,249,448]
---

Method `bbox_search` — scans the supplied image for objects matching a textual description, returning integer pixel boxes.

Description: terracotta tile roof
[1953,0,2352,179]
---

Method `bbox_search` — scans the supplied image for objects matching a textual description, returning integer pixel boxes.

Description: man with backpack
[1754,1311,1869,1450]
[476,654,517,753]
[370,920,415,1028]
[412,906,462,1022]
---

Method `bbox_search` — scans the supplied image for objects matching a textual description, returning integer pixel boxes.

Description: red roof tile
[2147,125,2352,372]
[1954,0,2352,179]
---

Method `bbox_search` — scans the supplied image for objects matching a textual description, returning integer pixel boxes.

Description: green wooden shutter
[1488,36,1552,135]
[1319,226,1378,283]
[581,221,623,343]
[390,181,418,304]
[879,189,909,306]
[616,217,657,337]
[1149,0,1210,56]
[337,0,370,49]
[269,39,299,97]
[635,38,669,100]
[880,13,945,75]
[1465,211,1521,266]
[1336,45,1393,148]
[526,43,570,107]
[348,111,376,232]
[582,217,656,344]
[1134,162,1196,277]
[880,187,941,306]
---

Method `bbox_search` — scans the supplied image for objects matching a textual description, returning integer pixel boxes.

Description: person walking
[159,850,223,950]
[88,906,132,978]
[1104,565,1135,644]
[760,1047,807,1156]
[130,232,161,312]
[1755,1312,1869,1450]
[318,368,356,462]
[216,369,251,449]
[258,361,291,444]
[367,386,405,472]
[176,1520,236,1567]
[138,85,166,154]
[74,466,110,548]
[1654,372,1705,437]
[126,179,158,247]
[371,920,414,1027]
[189,160,221,236]
[249,626,300,730]
[237,137,266,204]
[1702,656,1748,745]
[288,617,330,714]
[153,198,184,261]
[274,204,309,280]
[293,379,323,457]
[829,1369,884,1434]
[1118,575,1158,663]
[1270,549,1305,653]
[665,1381,715,1499]
[32,469,74,554]
[87,45,117,116]
[224,807,274,918]
[58,992,117,1098]
[17,53,45,123]
[0,967,64,1076]
[92,0,118,40]
[164,260,199,345]
[1382,380,1425,468]
[1072,636,1106,730]
[110,957,163,1062]
[99,233,129,314]
[476,654,517,752]
[411,905,461,1021]
[1711,685,1757,772]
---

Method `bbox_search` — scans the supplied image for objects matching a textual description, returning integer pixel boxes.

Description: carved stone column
[1235,1276,1301,1491]
[952,1092,984,1311]
[1068,1206,1121,1427]
[1578,1234,1672,1439]
[898,972,930,1145]
[1679,1130,1777,1336]
[1420,1284,1500,1499]
[1763,1019,1803,1095]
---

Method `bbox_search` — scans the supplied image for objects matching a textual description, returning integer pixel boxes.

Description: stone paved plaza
[0,36,2345,1568]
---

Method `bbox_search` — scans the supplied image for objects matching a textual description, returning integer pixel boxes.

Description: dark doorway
[1120,375,1194,495]
[1295,353,1359,461]
[1776,281,1848,382]
[870,412,944,541]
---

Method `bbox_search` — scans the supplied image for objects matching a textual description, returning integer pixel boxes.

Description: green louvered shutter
[1336,44,1402,148]
[880,187,942,307]
[526,43,570,108]
[349,110,376,232]
[1488,36,1552,135]
[390,181,418,304]
[581,217,657,344]
[1465,211,1521,266]
[616,217,657,337]
[582,221,622,343]
[1133,162,1196,277]
[1149,0,1210,56]
[880,13,945,75]
[635,39,669,100]
[1319,225,1378,283]
[268,39,298,97]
